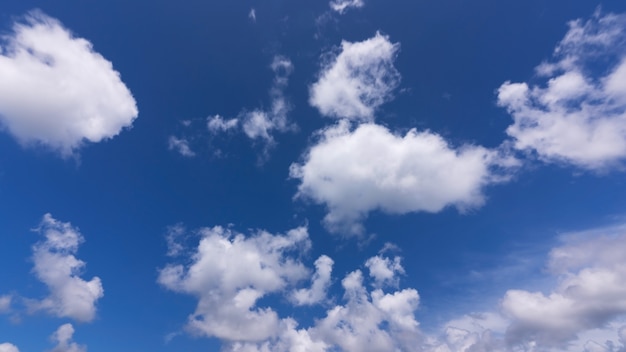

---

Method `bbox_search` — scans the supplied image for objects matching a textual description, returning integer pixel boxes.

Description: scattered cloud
[168,136,195,157]
[329,0,364,14]
[28,214,103,322]
[0,11,138,156]
[309,32,400,121]
[249,8,257,22]
[240,56,295,144]
[0,344,19,352]
[49,324,86,352]
[290,121,517,235]
[207,114,238,133]
[498,11,626,170]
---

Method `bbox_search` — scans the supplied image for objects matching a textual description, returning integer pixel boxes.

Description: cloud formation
[158,225,311,341]
[168,136,195,157]
[329,0,364,14]
[309,33,400,121]
[498,11,626,170]
[290,121,516,235]
[28,214,103,322]
[50,324,86,352]
[159,225,423,351]
[0,12,138,156]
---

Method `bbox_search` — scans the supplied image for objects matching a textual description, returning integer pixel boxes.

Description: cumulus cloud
[498,11,626,170]
[309,32,400,121]
[290,121,516,235]
[0,11,138,156]
[160,229,423,351]
[168,136,195,157]
[0,344,19,352]
[28,214,103,322]
[501,230,626,349]
[49,324,86,352]
[422,223,626,352]
[158,225,311,341]
[329,0,364,14]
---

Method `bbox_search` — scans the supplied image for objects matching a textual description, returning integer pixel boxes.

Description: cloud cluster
[498,11,626,170]
[28,214,103,322]
[159,225,422,351]
[290,121,516,235]
[309,33,400,121]
[329,0,364,14]
[0,12,138,156]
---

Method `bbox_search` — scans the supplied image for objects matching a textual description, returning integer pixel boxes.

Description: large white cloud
[0,12,138,156]
[290,121,516,235]
[498,11,626,170]
[50,324,86,352]
[28,214,103,322]
[309,33,400,121]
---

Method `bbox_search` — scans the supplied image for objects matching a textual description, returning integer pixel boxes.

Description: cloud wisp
[0,11,138,156]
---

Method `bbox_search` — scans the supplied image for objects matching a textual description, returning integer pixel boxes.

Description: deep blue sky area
[2,1,626,351]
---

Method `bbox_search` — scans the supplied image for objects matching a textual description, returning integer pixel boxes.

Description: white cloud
[28,214,103,322]
[498,11,626,170]
[291,255,334,306]
[0,11,138,156]
[206,56,295,151]
[329,0,364,14]
[0,344,19,352]
[168,136,195,157]
[207,114,239,133]
[366,255,404,288]
[160,230,424,351]
[49,324,86,352]
[158,225,311,342]
[240,56,295,143]
[290,121,516,235]
[501,230,626,348]
[309,33,400,121]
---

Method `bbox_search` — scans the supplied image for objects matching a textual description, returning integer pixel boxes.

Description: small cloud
[329,0,364,14]
[248,8,256,22]
[168,136,195,157]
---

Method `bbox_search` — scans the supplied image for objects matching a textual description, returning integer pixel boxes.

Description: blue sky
[2,0,626,351]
